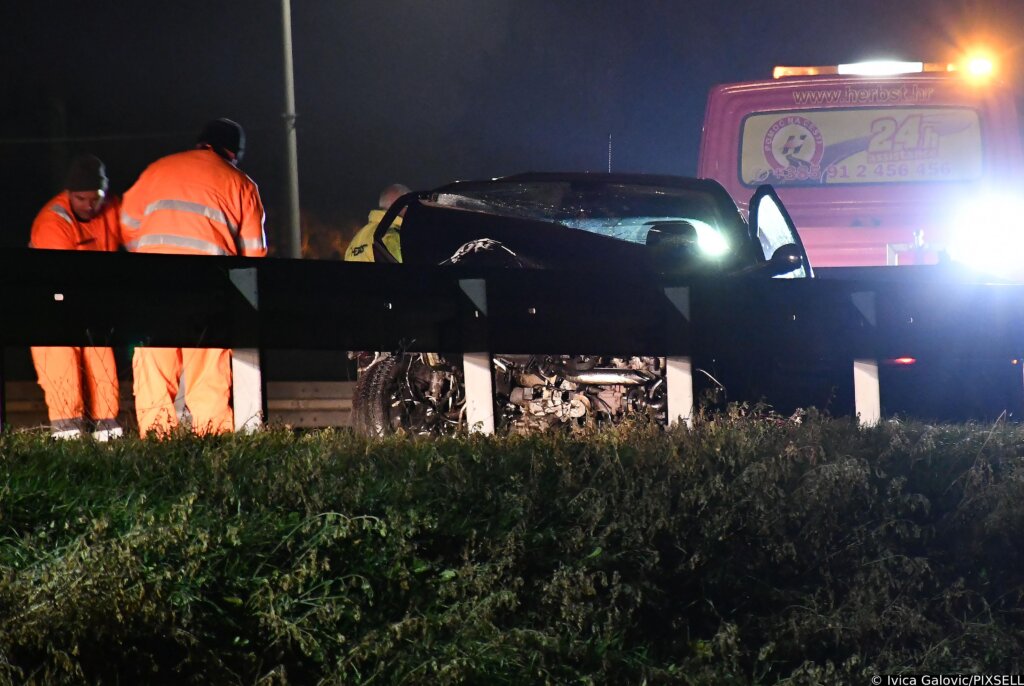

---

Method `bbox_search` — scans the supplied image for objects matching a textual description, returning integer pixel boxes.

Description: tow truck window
[739,107,983,187]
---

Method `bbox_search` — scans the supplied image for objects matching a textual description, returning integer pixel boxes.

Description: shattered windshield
[429,181,743,247]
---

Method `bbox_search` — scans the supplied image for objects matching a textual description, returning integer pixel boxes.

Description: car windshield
[430,181,743,247]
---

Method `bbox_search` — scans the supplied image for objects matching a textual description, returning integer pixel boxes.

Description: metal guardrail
[2,248,1023,432]
[2,380,355,431]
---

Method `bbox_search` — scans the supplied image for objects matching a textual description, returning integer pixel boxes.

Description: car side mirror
[730,242,807,277]
[767,243,805,276]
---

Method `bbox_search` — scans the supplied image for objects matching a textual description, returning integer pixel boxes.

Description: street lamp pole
[281,0,301,258]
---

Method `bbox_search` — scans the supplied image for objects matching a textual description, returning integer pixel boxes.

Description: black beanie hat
[64,154,109,192]
[197,118,245,162]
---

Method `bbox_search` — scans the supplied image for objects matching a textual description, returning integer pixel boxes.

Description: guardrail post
[463,352,495,434]
[232,349,263,432]
[459,278,494,434]
[230,268,263,432]
[849,290,880,426]
[666,356,694,428]
[663,286,693,428]
[853,358,881,426]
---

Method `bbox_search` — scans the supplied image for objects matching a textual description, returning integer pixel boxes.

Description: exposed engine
[354,352,671,437]
[492,354,666,432]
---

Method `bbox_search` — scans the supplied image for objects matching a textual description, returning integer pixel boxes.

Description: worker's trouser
[30,346,120,432]
[133,347,233,437]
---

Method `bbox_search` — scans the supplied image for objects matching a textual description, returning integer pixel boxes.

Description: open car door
[749,185,812,279]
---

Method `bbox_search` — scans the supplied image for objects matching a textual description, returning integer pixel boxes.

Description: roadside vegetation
[1,408,1023,684]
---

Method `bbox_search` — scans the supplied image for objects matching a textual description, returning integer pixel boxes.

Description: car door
[748,185,812,278]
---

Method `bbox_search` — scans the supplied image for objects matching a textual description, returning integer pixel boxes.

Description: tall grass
[1,411,1023,684]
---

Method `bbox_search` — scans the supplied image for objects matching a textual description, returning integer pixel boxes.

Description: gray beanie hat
[64,154,109,192]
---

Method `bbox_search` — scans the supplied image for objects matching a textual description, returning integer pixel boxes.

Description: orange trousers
[133,347,233,437]
[30,346,120,431]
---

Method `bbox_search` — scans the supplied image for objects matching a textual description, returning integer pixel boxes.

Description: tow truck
[698,54,1024,278]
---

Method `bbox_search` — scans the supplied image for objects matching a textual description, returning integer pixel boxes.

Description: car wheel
[352,352,467,436]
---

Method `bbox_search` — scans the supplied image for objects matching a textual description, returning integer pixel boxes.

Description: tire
[352,353,467,437]
[352,353,398,437]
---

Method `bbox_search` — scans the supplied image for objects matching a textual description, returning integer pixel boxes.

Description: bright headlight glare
[687,219,729,257]
[947,193,1024,279]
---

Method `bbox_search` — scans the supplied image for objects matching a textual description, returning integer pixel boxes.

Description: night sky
[3,0,1022,256]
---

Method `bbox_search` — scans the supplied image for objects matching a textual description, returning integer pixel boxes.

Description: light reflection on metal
[281,0,302,258]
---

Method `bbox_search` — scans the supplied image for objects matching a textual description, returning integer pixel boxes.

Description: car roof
[432,171,736,197]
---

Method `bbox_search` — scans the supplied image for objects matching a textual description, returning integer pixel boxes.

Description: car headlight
[946,193,1024,280]
[690,219,730,257]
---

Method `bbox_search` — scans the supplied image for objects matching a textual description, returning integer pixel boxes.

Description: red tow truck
[698,57,1024,277]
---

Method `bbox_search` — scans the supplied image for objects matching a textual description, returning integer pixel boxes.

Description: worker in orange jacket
[121,118,268,437]
[29,154,124,440]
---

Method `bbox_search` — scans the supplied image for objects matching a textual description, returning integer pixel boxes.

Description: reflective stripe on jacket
[121,148,267,257]
[29,193,123,252]
[344,209,402,262]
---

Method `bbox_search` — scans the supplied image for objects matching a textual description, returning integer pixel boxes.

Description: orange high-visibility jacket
[121,148,267,257]
[30,193,123,251]
[29,193,123,429]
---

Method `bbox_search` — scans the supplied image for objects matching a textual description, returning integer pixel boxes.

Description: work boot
[92,426,124,442]
[51,418,85,440]
[92,419,124,442]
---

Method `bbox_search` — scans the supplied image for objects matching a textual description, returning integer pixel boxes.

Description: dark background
[2,0,1022,256]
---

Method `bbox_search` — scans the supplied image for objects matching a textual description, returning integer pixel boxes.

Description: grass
[1,410,1023,684]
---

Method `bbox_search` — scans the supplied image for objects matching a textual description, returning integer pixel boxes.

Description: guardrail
[2,379,355,431]
[2,248,1023,433]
